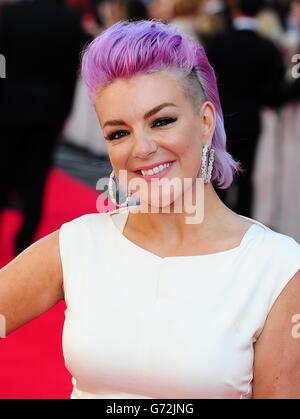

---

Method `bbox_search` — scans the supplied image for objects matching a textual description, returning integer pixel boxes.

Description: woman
[1,20,300,399]
[63,0,148,157]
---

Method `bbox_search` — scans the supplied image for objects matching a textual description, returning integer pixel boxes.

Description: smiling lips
[134,160,175,180]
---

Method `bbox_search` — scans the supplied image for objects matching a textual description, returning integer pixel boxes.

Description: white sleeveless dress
[59,206,300,399]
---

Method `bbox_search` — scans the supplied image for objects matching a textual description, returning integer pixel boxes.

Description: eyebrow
[103,102,177,128]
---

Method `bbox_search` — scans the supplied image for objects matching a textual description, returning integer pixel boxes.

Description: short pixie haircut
[81,20,240,189]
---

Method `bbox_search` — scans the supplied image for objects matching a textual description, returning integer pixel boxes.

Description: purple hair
[81,20,241,189]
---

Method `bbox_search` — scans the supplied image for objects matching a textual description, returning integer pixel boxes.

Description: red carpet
[0,168,113,399]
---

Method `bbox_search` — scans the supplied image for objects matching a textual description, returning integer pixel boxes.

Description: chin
[137,189,182,212]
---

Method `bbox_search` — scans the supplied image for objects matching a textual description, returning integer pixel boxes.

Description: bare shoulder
[0,229,64,336]
[253,269,300,398]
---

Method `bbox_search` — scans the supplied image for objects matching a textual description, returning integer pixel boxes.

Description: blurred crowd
[0,0,300,254]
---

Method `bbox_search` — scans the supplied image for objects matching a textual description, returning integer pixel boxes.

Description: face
[95,71,216,208]
[148,0,175,20]
[291,2,300,28]
[97,1,127,28]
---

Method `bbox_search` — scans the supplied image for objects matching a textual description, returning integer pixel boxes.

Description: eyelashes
[150,117,177,128]
[106,130,128,141]
[105,117,177,141]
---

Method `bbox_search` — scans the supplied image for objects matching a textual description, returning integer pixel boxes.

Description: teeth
[141,162,172,176]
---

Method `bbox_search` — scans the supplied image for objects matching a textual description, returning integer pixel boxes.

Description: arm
[253,269,300,398]
[0,230,64,336]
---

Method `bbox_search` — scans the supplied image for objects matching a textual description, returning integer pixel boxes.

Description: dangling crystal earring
[207,147,215,183]
[201,144,209,182]
[201,144,215,183]
[108,170,132,207]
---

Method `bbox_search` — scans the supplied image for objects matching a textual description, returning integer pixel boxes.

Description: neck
[232,14,258,31]
[127,182,235,245]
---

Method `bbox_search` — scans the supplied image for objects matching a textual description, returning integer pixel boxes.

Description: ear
[199,101,216,145]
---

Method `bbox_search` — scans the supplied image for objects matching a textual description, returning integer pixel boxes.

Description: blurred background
[0,0,299,398]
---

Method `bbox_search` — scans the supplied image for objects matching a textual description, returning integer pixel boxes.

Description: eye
[150,117,177,128]
[105,117,177,141]
[105,130,129,141]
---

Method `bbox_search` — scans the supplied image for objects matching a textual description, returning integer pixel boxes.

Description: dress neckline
[107,205,266,261]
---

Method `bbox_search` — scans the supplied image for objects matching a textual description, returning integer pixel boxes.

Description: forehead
[95,71,188,121]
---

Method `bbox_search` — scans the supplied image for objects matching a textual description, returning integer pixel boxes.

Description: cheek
[107,144,129,169]
[176,133,202,176]
[171,125,202,162]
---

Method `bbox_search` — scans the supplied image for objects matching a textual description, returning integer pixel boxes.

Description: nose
[131,131,158,159]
